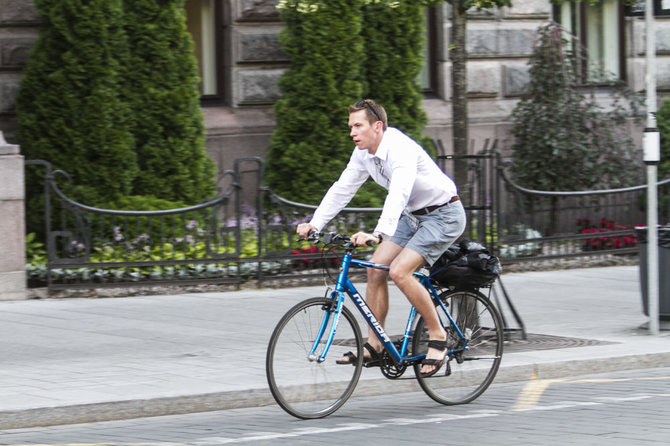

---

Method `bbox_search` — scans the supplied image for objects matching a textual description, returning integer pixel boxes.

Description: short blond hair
[349,99,388,130]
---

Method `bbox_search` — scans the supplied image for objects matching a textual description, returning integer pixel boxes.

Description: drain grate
[338,333,616,353]
[504,333,617,353]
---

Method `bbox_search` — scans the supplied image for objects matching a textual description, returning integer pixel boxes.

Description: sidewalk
[1,265,669,429]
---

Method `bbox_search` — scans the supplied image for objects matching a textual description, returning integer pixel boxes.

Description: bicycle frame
[310,249,466,365]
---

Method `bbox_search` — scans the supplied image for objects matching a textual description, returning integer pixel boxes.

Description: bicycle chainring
[380,349,407,379]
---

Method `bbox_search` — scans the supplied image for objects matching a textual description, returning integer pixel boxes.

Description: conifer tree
[361,0,431,152]
[122,0,215,203]
[658,99,670,180]
[265,0,367,206]
[16,0,137,237]
[266,0,439,206]
[510,22,641,191]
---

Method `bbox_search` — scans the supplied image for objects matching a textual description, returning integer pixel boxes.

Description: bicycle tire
[266,297,363,419]
[413,289,503,405]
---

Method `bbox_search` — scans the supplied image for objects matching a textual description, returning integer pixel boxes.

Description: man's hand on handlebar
[296,223,317,238]
[351,231,380,247]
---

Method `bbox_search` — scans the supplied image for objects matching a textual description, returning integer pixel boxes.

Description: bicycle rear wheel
[413,289,503,405]
[266,297,363,419]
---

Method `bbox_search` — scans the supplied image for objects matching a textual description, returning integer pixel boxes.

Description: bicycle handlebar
[301,231,376,249]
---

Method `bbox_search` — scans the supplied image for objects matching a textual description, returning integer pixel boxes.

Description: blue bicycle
[266,231,503,419]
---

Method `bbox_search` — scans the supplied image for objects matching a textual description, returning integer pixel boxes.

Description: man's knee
[388,264,411,284]
[367,266,388,284]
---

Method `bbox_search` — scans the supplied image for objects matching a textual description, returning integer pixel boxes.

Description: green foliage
[122,0,215,204]
[510,22,643,191]
[16,0,138,236]
[658,98,670,217]
[106,195,189,211]
[25,232,46,265]
[658,98,670,179]
[549,0,637,6]
[462,0,512,10]
[361,0,431,152]
[266,0,436,207]
[17,0,216,242]
[266,0,365,206]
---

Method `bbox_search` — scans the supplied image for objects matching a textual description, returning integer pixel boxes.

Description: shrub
[16,0,138,238]
[510,22,643,192]
[361,0,433,153]
[658,98,670,180]
[266,0,436,207]
[266,0,366,206]
[122,0,215,204]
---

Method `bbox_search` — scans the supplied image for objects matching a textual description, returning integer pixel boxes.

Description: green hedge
[362,0,432,153]
[265,0,365,206]
[17,0,215,240]
[122,0,215,204]
[658,98,670,180]
[266,0,435,207]
[17,0,138,224]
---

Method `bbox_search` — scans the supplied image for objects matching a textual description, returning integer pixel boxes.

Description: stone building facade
[1,0,669,178]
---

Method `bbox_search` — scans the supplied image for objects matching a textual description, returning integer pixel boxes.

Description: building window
[185,0,220,97]
[419,7,438,95]
[554,0,623,83]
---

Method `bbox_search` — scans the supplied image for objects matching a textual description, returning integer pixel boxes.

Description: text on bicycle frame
[352,291,391,344]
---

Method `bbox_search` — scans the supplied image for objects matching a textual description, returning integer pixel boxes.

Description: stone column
[0,131,26,300]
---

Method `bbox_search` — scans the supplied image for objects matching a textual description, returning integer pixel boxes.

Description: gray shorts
[387,200,467,266]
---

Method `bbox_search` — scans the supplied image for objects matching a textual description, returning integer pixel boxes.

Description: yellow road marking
[513,378,565,409]
[513,374,670,411]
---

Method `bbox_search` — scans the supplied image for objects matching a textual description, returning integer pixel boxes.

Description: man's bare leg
[389,248,447,375]
[338,241,402,362]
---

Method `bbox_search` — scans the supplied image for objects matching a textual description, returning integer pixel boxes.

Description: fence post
[0,131,26,300]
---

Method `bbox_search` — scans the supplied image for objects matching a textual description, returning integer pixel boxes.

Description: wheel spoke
[266,298,362,418]
[413,289,503,405]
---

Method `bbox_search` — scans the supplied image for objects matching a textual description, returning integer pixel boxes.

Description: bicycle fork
[308,290,346,363]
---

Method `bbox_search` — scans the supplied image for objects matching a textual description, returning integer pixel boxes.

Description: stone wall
[2,0,670,183]
[0,131,26,300]
[0,0,40,140]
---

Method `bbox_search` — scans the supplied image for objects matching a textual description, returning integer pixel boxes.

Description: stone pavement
[1,265,669,430]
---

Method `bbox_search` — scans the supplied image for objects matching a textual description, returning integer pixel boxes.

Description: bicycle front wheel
[266,297,363,419]
[413,289,503,405]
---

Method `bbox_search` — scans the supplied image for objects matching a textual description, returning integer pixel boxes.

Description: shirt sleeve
[374,146,418,236]
[309,152,369,231]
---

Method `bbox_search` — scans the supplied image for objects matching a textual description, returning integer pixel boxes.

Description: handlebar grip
[365,239,377,247]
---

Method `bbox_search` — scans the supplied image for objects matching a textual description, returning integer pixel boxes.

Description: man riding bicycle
[296,99,466,377]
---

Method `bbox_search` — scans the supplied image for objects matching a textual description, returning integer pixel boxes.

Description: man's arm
[307,156,369,231]
[295,152,369,236]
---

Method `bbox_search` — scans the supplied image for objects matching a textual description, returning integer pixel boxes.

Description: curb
[3,352,670,430]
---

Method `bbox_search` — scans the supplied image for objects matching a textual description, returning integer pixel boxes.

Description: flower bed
[577,217,638,251]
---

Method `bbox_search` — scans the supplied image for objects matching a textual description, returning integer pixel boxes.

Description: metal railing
[26,158,380,293]
[26,153,668,293]
[438,144,670,267]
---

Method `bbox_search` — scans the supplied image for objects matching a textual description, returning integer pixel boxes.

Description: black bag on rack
[429,240,501,289]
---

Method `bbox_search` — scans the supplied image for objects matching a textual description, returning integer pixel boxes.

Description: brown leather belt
[411,196,460,216]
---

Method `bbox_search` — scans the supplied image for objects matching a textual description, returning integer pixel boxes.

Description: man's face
[348,109,381,151]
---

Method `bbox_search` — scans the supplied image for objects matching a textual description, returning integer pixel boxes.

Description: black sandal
[336,342,381,367]
[419,339,449,378]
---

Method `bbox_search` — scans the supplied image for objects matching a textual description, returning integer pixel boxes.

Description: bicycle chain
[380,349,407,379]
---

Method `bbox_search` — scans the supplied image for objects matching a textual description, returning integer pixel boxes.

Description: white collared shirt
[309,127,457,236]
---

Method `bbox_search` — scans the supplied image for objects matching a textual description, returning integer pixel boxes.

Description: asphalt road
[2,366,668,446]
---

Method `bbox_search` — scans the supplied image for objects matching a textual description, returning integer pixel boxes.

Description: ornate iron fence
[439,144,670,268]
[25,158,380,293]
[26,152,669,294]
